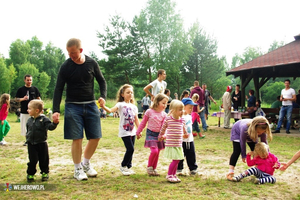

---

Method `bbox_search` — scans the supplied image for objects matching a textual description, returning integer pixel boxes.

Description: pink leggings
[168,160,180,176]
[148,147,161,169]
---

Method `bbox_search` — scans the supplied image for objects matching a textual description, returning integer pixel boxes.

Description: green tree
[268,40,285,52]
[261,82,285,103]
[9,39,31,70]
[27,36,45,71]
[0,57,10,93]
[36,72,51,98]
[16,62,39,92]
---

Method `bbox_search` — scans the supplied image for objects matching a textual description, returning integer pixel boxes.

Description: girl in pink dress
[136,93,169,176]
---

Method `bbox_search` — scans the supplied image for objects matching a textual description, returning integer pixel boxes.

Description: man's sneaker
[128,168,135,175]
[166,175,177,183]
[254,178,261,184]
[286,130,291,134]
[226,172,234,181]
[81,162,97,177]
[41,173,49,181]
[74,168,88,181]
[272,130,280,133]
[232,175,242,182]
[27,175,34,183]
[120,166,131,176]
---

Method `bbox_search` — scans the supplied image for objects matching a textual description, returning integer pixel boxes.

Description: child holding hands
[191,94,205,138]
[0,93,11,145]
[136,93,168,176]
[26,100,59,182]
[232,142,280,184]
[159,100,188,183]
[101,84,140,176]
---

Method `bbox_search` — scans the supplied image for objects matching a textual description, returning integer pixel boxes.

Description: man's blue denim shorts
[64,102,102,140]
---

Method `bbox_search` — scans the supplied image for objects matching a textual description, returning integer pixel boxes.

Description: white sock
[74,163,81,170]
[83,158,90,165]
[229,169,234,173]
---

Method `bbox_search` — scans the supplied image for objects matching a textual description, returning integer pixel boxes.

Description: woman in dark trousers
[232,85,241,122]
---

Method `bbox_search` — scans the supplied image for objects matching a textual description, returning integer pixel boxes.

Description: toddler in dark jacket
[26,100,59,182]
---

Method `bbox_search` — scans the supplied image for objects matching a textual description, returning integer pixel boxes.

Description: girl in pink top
[0,93,11,145]
[158,100,188,183]
[136,93,168,176]
[232,142,280,184]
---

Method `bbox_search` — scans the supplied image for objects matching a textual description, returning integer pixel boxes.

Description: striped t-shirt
[159,116,187,147]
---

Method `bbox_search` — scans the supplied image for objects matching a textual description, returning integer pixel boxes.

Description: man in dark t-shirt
[52,38,107,181]
[15,74,41,146]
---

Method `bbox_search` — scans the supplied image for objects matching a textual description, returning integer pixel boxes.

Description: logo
[4,183,12,192]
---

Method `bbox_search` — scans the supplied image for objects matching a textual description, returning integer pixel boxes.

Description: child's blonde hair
[28,99,44,113]
[116,84,135,104]
[253,142,269,159]
[151,93,168,110]
[0,93,10,110]
[191,93,199,102]
[247,116,272,142]
[169,99,184,111]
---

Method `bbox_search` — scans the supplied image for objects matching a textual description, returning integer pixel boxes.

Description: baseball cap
[182,98,198,106]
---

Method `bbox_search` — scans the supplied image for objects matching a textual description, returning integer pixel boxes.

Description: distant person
[255,100,265,117]
[271,96,282,109]
[246,89,256,119]
[222,86,232,129]
[136,93,168,176]
[180,90,190,100]
[232,84,241,122]
[191,94,205,138]
[52,38,107,181]
[190,81,207,131]
[141,94,151,115]
[232,142,280,184]
[272,79,296,134]
[0,94,11,145]
[174,93,178,100]
[143,69,167,102]
[101,84,140,176]
[26,100,59,182]
[202,83,217,121]
[164,89,172,113]
[15,74,41,146]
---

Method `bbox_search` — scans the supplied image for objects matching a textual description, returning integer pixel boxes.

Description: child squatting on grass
[136,93,169,176]
[158,100,189,183]
[0,93,11,146]
[232,142,280,184]
[101,84,140,176]
[227,116,272,181]
[26,99,59,182]
[176,98,200,176]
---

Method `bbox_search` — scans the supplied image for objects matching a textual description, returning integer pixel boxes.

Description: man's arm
[144,84,154,101]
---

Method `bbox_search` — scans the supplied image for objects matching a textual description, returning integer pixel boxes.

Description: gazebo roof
[226,34,300,78]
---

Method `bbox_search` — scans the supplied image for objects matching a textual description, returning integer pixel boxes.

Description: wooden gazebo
[226,34,300,106]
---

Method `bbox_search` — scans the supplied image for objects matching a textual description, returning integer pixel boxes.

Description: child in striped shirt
[158,100,188,183]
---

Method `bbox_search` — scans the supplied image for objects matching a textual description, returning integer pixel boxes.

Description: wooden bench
[263,108,300,127]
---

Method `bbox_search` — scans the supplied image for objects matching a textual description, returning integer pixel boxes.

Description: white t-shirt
[116,102,138,137]
[141,96,150,106]
[150,79,167,96]
[182,114,193,142]
[281,88,295,106]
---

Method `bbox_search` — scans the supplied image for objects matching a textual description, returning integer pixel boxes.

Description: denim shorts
[64,102,102,140]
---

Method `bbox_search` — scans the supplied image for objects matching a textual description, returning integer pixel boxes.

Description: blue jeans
[199,106,207,131]
[276,105,293,131]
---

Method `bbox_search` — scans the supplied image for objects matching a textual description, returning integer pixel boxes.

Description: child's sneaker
[199,135,205,139]
[128,168,135,175]
[226,172,234,181]
[147,166,154,175]
[232,175,242,182]
[176,169,184,176]
[81,162,97,177]
[120,166,131,176]
[254,178,261,184]
[190,169,201,176]
[74,167,88,181]
[173,175,181,182]
[0,139,7,145]
[166,175,177,183]
[41,173,49,181]
[27,175,35,183]
[152,169,160,176]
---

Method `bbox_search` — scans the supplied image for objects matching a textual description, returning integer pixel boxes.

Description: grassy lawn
[1,107,300,199]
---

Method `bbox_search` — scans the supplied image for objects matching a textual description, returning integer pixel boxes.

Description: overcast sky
[1,0,299,65]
